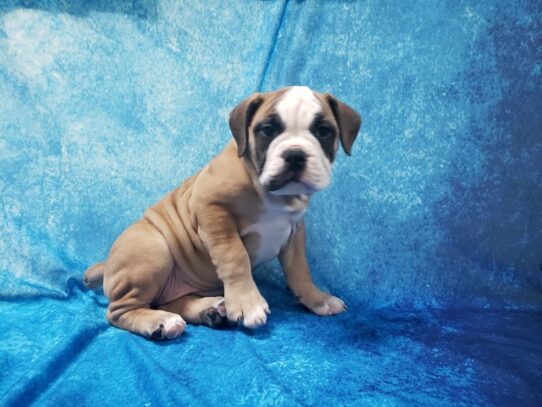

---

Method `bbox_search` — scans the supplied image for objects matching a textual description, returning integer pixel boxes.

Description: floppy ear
[325,94,362,156]
[228,93,264,157]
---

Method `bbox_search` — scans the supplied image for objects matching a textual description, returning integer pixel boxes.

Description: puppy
[84,86,361,339]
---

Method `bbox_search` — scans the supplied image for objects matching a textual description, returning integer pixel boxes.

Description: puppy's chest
[240,210,304,266]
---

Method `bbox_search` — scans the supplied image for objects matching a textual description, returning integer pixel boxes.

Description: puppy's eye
[316,125,332,139]
[259,124,276,138]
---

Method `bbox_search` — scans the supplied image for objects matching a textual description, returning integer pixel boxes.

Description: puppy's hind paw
[150,314,186,340]
[200,298,229,328]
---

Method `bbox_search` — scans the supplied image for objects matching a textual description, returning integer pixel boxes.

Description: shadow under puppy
[84,86,361,340]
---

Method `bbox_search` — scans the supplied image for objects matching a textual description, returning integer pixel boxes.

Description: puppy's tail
[83,262,105,289]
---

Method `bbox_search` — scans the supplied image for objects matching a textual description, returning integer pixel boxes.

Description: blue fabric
[1,1,541,405]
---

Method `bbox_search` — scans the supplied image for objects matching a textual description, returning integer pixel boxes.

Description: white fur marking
[276,86,322,131]
[241,210,305,266]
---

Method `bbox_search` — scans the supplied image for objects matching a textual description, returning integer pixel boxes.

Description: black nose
[282,149,307,171]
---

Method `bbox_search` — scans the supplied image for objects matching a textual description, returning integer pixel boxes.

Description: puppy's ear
[229,93,264,157]
[325,94,361,156]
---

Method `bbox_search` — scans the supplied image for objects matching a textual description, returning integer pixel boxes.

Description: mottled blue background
[0,1,541,405]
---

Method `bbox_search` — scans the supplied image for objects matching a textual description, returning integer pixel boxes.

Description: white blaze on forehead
[275,86,322,131]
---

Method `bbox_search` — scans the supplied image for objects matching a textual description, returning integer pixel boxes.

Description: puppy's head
[229,86,361,195]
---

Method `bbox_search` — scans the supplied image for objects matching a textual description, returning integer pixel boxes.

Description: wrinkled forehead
[252,86,334,130]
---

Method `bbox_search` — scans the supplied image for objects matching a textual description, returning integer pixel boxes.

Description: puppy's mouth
[259,147,330,195]
[264,171,320,195]
[265,171,301,192]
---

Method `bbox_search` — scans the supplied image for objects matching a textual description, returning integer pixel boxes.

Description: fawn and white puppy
[84,86,361,340]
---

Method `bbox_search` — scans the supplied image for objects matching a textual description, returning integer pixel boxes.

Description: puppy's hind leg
[109,307,187,340]
[104,222,186,340]
[160,295,228,328]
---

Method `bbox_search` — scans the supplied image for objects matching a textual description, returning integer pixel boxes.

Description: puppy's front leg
[197,205,269,328]
[279,221,346,316]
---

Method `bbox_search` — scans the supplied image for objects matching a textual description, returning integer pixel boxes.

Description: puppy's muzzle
[282,149,307,172]
[266,149,307,192]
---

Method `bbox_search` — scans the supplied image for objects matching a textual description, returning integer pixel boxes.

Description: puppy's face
[229,86,361,196]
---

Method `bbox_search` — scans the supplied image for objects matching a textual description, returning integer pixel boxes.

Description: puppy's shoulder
[191,142,255,206]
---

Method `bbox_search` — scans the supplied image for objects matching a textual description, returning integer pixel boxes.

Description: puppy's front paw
[225,285,270,329]
[310,295,346,316]
[300,291,346,316]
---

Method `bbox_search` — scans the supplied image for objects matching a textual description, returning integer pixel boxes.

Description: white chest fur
[241,209,305,266]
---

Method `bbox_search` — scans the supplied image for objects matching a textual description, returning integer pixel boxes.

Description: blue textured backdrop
[1,1,541,405]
